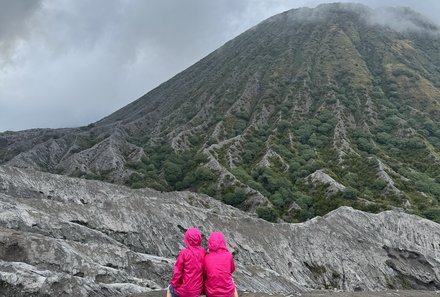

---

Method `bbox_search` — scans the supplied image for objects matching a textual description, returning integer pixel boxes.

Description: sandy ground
[129,290,440,297]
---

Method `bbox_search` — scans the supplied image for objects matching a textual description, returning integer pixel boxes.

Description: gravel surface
[129,290,440,297]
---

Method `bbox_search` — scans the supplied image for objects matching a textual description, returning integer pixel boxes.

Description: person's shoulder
[179,247,190,256]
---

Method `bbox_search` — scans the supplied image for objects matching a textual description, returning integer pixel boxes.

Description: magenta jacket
[170,228,206,297]
[204,232,236,297]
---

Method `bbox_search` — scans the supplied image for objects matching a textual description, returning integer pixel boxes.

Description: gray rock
[306,170,346,195]
[0,166,439,296]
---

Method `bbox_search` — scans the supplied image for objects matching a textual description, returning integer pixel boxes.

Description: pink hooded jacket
[204,232,236,297]
[170,228,206,297]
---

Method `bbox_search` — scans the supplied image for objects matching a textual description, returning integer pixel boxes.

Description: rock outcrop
[307,170,346,195]
[0,166,439,296]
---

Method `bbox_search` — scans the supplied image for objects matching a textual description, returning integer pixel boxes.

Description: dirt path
[129,290,440,297]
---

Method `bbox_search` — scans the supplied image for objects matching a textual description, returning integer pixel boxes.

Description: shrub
[342,187,358,200]
[422,208,440,224]
[164,161,183,185]
[194,167,217,181]
[256,207,278,222]
[223,188,247,207]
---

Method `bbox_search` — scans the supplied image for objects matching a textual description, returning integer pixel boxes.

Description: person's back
[204,232,236,297]
[169,228,205,297]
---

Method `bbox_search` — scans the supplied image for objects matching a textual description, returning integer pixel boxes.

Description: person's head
[184,228,202,247]
[208,231,228,252]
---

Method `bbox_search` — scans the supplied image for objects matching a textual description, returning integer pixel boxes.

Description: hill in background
[1,3,440,223]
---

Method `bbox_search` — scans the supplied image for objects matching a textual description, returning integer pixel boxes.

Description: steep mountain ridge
[1,3,440,223]
[0,166,439,296]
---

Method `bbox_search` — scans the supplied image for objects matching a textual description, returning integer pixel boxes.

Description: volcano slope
[1,3,440,223]
[0,166,439,296]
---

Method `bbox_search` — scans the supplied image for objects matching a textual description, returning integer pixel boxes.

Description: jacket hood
[184,228,202,247]
[208,232,228,252]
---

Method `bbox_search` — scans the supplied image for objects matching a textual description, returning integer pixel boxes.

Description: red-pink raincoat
[170,228,205,297]
[204,232,236,297]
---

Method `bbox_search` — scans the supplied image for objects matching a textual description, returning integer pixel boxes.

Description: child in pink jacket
[167,228,205,297]
[204,232,238,297]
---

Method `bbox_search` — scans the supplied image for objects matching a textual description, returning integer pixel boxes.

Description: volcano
[1,3,440,223]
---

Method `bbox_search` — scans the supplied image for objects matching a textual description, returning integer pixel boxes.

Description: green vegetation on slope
[120,5,440,223]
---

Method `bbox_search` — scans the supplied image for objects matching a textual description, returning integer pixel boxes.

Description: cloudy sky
[0,0,439,132]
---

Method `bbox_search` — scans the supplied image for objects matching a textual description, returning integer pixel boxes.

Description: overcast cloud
[0,0,439,132]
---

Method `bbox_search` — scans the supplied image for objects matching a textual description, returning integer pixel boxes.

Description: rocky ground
[0,166,440,296]
[130,290,440,297]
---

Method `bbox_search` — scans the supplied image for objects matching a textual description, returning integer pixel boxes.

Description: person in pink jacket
[204,232,238,297]
[167,228,205,297]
